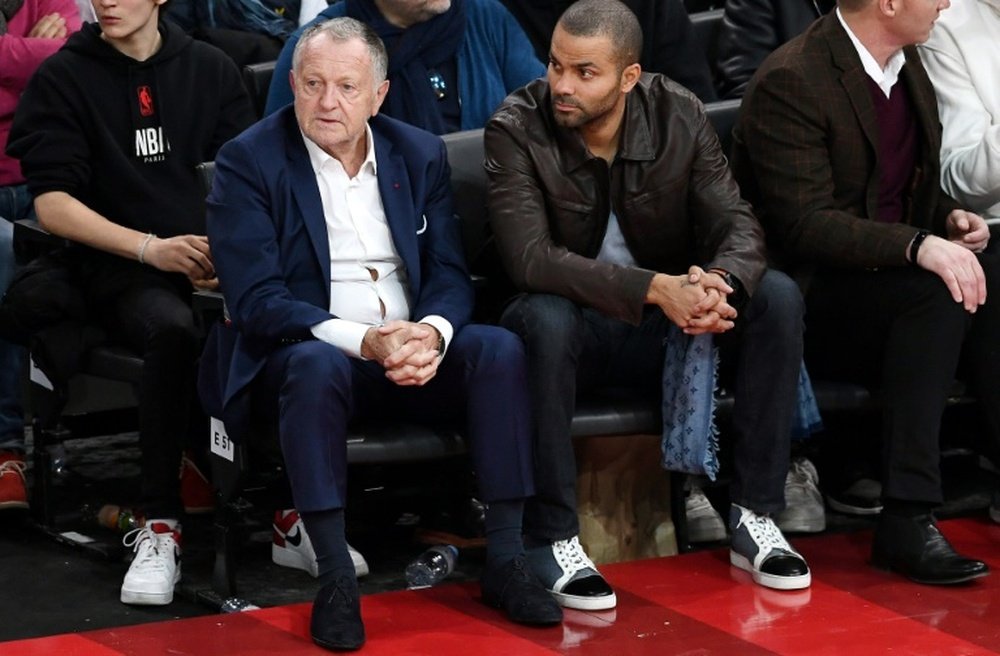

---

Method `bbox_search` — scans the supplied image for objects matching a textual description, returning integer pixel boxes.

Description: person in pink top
[0,0,80,510]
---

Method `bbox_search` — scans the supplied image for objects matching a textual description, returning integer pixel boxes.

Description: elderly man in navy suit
[205,17,561,652]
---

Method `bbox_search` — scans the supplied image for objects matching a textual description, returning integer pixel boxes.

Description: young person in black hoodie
[4,0,254,606]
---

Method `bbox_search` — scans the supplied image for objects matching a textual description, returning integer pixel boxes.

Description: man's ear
[620,62,642,93]
[371,79,390,117]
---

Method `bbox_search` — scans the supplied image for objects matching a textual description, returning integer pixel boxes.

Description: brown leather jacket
[485,74,767,325]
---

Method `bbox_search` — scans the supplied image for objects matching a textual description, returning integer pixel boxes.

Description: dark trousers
[500,269,804,542]
[254,324,535,512]
[804,250,1000,504]
[2,251,200,517]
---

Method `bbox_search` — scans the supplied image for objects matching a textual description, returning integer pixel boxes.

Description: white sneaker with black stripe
[120,519,182,605]
[730,505,810,590]
[526,536,616,610]
[272,509,369,578]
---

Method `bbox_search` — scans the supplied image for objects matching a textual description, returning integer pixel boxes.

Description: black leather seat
[690,8,725,83]
[241,60,276,119]
[10,219,145,539]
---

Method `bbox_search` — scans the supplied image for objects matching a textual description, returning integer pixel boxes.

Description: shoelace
[319,575,356,606]
[0,460,26,480]
[738,511,793,553]
[553,536,597,572]
[123,526,173,572]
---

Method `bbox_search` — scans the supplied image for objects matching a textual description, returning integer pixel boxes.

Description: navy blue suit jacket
[205,107,473,420]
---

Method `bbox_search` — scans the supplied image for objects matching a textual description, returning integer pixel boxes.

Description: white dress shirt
[304,125,453,358]
[837,8,907,98]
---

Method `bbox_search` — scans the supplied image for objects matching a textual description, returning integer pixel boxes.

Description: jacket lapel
[824,16,879,158]
[822,14,880,219]
[283,111,332,307]
[373,126,421,295]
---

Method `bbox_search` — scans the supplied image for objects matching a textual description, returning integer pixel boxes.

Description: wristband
[908,230,930,266]
[138,232,156,265]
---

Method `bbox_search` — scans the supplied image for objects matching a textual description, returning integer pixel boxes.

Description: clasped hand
[361,320,442,386]
[646,266,738,335]
[914,210,989,313]
[142,234,219,290]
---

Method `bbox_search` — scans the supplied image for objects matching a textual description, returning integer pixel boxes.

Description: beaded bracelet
[138,232,155,265]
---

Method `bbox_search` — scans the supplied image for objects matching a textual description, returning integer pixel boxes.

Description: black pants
[803,249,1000,504]
[3,249,200,518]
[500,269,804,543]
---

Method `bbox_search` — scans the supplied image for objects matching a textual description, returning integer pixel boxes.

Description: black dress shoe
[481,555,564,626]
[310,575,365,651]
[871,513,989,585]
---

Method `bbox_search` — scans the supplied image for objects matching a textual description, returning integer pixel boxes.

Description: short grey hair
[292,17,389,84]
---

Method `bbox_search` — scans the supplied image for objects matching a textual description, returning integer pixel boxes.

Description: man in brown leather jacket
[485,0,811,604]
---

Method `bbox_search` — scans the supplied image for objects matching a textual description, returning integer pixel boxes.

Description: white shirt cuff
[418,315,454,358]
[310,319,370,359]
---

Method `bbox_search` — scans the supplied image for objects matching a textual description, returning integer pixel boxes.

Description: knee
[282,340,352,391]
[746,269,804,332]
[146,314,200,359]
[452,325,527,374]
[908,272,970,332]
[499,293,583,352]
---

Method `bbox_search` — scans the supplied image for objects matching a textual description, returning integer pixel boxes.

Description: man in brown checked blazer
[733,0,1000,585]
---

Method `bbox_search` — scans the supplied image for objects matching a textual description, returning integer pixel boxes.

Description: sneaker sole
[120,570,181,606]
[730,552,811,590]
[272,544,319,577]
[551,589,617,611]
[827,497,882,516]
[351,556,370,578]
[776,517,826,534]
[0,500,28,510]
[688,524,727,543]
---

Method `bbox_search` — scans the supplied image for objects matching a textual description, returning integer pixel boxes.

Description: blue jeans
[0,184,33,450]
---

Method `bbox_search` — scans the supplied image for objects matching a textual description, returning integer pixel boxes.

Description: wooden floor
[5,517,1000,655]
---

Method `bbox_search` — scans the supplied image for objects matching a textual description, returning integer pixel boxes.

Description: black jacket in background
[716,0,834,99]
[7,21,255,238]
[500,0,718,102]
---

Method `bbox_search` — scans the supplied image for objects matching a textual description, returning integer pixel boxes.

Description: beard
[550,90,620,129]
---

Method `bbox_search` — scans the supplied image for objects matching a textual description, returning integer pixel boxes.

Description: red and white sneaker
[179,453,214,514]
[121,519,182,605]
[272,509,369,578]
[0,451,28,510]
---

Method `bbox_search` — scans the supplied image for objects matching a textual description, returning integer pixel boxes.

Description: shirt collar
[836,7,907,97]
[301,122,378,178]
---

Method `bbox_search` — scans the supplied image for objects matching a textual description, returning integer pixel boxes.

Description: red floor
[6,517,1000,655]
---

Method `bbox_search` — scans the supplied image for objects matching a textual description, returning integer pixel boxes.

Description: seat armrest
[12,218,67,264]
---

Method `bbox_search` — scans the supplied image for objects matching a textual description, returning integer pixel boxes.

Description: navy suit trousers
[255,324,535,512]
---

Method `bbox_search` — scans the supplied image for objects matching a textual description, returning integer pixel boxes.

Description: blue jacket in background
[263,0,545,131]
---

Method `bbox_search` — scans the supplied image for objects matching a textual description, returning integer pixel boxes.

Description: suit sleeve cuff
[310,319,370,359]
[418,315,453,358]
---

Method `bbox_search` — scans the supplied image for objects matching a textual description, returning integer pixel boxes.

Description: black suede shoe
[871,513,989,585]
[310,575,365,651]
[481,555,564,626]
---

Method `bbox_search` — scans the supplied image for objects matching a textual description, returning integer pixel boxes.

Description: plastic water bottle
[80,503,145,532]
[404,545,458,589]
